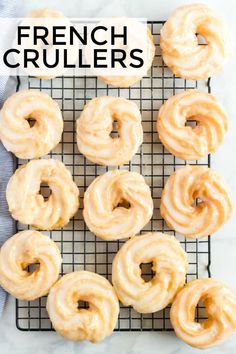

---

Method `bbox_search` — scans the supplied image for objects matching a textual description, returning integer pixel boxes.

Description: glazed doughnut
[157,90,228,160]
[83,170,153,240]
[46,271,119,342]
[170,278,236,348]
[15,8,78,78]
[0,230,61,300]
[112,232,187,313]
[160,165,233,238]
[6,159,79,230]
[76,96,143,166]
[87,17,155,87]
[0,90,63,159]
[160,4,230,79]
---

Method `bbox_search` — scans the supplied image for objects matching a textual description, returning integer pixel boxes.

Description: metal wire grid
[15,21,211,331]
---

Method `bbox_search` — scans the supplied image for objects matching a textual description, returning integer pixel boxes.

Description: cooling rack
[15,21,211,332]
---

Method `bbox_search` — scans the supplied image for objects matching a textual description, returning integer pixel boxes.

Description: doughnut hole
[77,300,90,310]
[185,119,197,128]
[117,199,131,209]
[194,300,208,324]
[25,117,37,128]
[192,188,204,207]
[113,198,131,210]
[196,33,207,45]
[23,261,40,274]
[195,197,204,207]
[140,262,155,282]
[25,111,42,128]
[110,119,120,138]
[39,182,52,201]
[185,116,205,136]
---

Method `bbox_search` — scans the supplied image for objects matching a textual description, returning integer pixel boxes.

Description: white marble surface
[1,0,236,353]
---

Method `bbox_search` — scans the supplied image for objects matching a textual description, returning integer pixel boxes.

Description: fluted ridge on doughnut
[170,278,236,348]
[83,170,153,240]
[6,159,79,230]
[112,232,187,313]
[46,271,119,342]
[0,230,61,300]
[76,96,143,166]
[157,90,228,160]
[160,165,233,238]
[160,3,230,79]
[0,90,63,159]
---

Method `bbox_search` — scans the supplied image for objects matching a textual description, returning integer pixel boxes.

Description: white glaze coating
[0,230,61,300]
[76,96,143,166]
[112,232,187,313]
[157,90,228,160]
[47,271,119,342]
[0,90,63,159]
[160,3,230,79]
[160,165,233,238]
[6,159,79,230]
[171,278,236,348]
[83,170,153,240]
